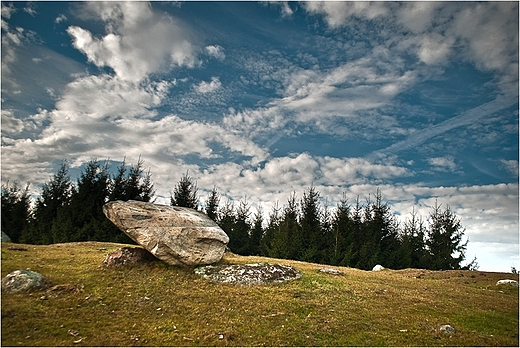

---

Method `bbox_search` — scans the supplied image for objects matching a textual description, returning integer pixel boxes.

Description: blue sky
[1,1,518,272]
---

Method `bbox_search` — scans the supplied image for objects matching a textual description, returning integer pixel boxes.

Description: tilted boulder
[103,200,229,266]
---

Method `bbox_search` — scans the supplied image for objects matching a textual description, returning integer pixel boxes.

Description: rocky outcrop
[195,263,302,285]
[2,270,46,293]
[103,200,229,266]
[103,247,157,267]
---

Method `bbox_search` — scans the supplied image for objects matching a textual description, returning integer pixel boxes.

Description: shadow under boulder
[103,247,158,267]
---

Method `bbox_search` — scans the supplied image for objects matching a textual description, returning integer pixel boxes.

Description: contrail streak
[368,95,517,160]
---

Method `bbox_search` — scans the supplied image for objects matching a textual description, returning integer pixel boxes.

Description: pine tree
[372,189,401,269]
[270,193,301,260]
[300,185,322,262]
[170,171,198,209]
[426,201,468,270]
[109,157,155,202]
[217,200,236,246]
[260,202,281,256]
[30,160,75,244]
[249,207,264,256]
[400,207,428,269]
[229,198,251,255]
[1,181,31,243]
[330,194,351,266]
[205,186,220,222]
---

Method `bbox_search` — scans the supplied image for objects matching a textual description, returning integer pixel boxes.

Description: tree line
[1,157,476,271]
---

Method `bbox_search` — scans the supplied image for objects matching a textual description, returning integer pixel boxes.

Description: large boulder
[2,270,46,293]
[103,200,229,266]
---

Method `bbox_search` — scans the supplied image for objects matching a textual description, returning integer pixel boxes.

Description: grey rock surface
[496,279,519,287]
[2,270,46,293]
[195,263,303,285]
[1,231,11,242]
[103,200,229,266]
[319,267,344,275]
[439,324,456,335]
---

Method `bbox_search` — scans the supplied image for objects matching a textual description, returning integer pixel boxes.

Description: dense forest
[1,158,476,271]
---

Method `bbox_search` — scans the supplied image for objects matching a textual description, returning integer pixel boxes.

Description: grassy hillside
[1,242,518,346]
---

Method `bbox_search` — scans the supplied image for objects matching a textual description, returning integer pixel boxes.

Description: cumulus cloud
[67,2,199,82]
[194,77,222,94]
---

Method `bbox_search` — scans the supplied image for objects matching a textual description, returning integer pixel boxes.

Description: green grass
[2,242,518,346]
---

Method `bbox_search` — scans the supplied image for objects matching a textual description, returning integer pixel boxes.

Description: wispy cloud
[369,95,518,160]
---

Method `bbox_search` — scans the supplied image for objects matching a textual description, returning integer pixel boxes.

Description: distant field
[1,242,518,346]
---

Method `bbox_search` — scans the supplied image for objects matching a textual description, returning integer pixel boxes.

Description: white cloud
[396,2,443,33]
[303,2,388,27]
[23,2,37,17]
[205,45,225,60]
[450,2,518,74]
[1,109,24,134]
[501,159,519,177]
[194,77,222,94]
[55,14,67,24]
[417,33,454,65]
[428,156,458,172]
[1,3,16,20]
[67,2,199,82]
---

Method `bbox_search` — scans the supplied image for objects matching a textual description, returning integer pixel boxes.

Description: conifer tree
[426,201,468,270]
[229,198,251,255]
[249,207,264,256]
[170,171,199,209]
[205,186,220,222]
[300,185,322,262]
[1,181,31,243]
[400,207,428,269]
[217,200,236,245]
[30,160,75,244]
[109,157,155,202]
[330,195,351,266]
[270,193,300,260]
[372,189,401,269]
[260,202,281,256]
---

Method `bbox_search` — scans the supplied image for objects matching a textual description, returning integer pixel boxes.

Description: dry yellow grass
[1,242,518,346]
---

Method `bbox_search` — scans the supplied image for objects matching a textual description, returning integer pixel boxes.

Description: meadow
[1,242,518,346]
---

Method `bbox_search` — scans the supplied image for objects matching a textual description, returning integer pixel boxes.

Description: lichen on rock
[194,263,302,285]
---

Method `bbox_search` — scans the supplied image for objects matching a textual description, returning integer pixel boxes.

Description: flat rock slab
[195,263,303,285]
[496,279,519,287]
[319,267,344,275]
[103,200,229,266]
